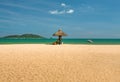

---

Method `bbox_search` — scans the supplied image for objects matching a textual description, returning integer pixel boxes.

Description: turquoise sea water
[0,38,120,44]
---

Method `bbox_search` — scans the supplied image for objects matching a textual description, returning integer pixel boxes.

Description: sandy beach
[0,44,120,82]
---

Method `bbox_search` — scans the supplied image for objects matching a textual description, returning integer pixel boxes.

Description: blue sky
[0,0,120,38]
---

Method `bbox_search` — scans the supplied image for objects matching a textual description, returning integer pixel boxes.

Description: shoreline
[0,43,120,45]
[0,38,120,45]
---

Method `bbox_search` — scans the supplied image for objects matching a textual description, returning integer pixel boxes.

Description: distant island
[2,34,45,39]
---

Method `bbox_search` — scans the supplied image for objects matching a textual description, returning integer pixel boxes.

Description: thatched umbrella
[53,29,67,45]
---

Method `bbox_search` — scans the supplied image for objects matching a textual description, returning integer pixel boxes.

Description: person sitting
[52,40,59,45]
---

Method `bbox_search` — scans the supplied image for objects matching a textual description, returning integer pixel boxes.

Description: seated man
[52,40,59,45]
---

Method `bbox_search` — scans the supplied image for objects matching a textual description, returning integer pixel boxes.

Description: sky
[0,0,120,38]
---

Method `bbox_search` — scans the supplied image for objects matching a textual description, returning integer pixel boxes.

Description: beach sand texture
[0,44,120,82]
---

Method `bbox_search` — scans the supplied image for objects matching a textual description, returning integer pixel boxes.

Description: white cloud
[59,10,66,14]
[66,9,74,14]
[61,3,66,7]
[49,3,74,15]
[49,9,74,15]
[49,10,58,14]
[49,10,66,15]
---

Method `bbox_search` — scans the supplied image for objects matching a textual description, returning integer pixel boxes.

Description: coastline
[0,38,120,44]
[0,44,120,82]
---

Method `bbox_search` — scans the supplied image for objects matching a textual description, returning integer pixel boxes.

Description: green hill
[2,34,45,39]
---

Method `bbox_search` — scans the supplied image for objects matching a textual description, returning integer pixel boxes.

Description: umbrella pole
[58,36,62,45]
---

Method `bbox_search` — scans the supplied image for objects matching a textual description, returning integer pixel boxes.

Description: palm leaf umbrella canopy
[53,29,67,45]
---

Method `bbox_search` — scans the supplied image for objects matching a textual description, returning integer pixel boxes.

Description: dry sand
[0,44,120,82]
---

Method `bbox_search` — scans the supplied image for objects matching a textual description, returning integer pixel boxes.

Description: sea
[0,38,120,45]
